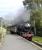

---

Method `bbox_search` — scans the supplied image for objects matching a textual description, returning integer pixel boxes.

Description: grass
[32,36,42,44]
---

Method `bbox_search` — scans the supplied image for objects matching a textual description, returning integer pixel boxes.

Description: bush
[36,28,42,37]
[0,26,7,41]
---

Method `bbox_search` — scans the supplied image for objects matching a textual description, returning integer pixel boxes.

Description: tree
[31,8,42,27]
[32,0,42,8]
[31,8,42,36]
[23,0,42,36]
[23,0,42,9]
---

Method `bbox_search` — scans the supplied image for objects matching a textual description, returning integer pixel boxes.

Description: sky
[0,0,24,19]
[0,0,30,26]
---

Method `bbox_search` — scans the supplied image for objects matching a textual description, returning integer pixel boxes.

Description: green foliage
[33,0,42,3]
[23,0,42,9]
[31,8,42,27]
[31,8,42,36]
[36,28,42,36]
[24,0,42,4]
[0,26,7,40]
